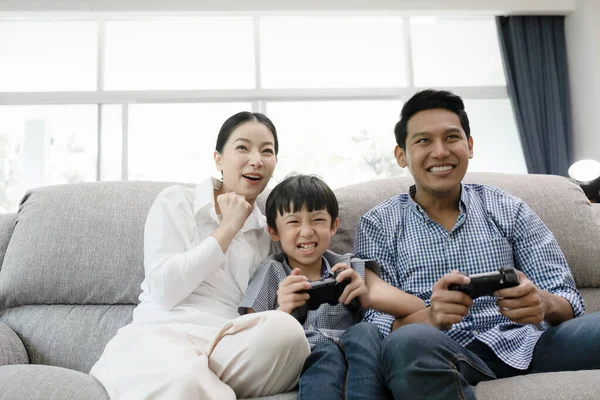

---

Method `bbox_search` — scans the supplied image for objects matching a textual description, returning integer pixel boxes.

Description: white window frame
[0,13,509,181]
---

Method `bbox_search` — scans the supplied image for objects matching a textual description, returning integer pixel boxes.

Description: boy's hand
[332,263,368,307]
[277,268,311,314]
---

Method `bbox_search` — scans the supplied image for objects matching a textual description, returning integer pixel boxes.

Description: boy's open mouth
[297,243,317,251]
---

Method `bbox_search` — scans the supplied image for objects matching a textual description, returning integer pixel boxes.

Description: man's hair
[265,173,338,231]
[394,89,471,149]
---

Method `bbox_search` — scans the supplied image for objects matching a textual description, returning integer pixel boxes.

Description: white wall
[565,0,600,164]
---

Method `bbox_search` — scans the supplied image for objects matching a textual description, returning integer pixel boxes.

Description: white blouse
[131,177,272,328]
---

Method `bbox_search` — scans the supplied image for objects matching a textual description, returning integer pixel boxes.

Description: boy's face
[269,205,339,269]
[395,108,473,199]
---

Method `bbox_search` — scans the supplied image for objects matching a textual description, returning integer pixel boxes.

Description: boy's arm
[364,269,426,317]
[239,259,285,315]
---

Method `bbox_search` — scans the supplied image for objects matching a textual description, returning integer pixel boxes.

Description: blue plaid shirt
[354,184,585,370]
[239,250,375,348]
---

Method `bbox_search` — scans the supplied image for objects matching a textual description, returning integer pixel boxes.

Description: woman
[90,112,310,400]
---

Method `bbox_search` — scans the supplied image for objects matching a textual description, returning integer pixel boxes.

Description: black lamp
[568,159,600,203]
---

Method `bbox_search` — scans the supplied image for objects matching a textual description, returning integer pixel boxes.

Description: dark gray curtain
[496,16,572,176]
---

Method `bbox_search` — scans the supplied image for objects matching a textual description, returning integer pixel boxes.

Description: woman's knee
[256,311,309,352]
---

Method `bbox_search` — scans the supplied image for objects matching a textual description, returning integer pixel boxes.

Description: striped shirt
[354,184,585,370]
[239,250,376,347]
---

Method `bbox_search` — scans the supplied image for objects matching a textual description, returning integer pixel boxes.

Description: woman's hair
[265,173,339,231]
[215,112,279,155]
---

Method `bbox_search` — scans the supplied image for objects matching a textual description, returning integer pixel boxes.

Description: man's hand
[276,268,310,314]
[429,271,473,331]
[495,270,546,325]
[331,263,368,307]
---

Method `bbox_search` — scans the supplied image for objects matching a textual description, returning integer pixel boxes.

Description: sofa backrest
[331,172,600,289]
[0,182,174,373]
[0,172,598,373]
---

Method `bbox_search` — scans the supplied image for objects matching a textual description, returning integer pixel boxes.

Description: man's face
[269,205,339,270]
[395,108,473,199]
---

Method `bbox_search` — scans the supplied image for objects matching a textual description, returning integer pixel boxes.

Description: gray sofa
[0,172,599,400]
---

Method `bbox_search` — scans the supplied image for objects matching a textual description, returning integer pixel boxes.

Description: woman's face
[214,121,277,204]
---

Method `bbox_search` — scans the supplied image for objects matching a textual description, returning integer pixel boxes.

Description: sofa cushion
[580,288,600,314]
[0,182,174,308]
[0,304,133,373]
[331,173,600,289]
[475,370,600,400]
[0,364,108,400]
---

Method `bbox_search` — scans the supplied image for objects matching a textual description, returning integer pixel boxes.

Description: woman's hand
[211,192,252,251]
[277,268,311,314]
[216,192,252,233]
[332,263,368,307]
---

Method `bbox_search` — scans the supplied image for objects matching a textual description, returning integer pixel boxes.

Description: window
[0,21,97,91]
[267,100,402,187]
[127,103,251,182]
[410,17,507,86]
[260,17,406,88]
[0,15,525,213]
[104,19,255,90]
[0,105,97,212]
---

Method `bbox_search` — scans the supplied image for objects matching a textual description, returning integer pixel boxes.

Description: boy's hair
[265,173,339,231]
[394,89,471,150]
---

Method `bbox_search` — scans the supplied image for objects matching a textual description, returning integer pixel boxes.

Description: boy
[239,174,425,400]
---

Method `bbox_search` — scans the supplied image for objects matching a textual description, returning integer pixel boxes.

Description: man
[354,89,600,400]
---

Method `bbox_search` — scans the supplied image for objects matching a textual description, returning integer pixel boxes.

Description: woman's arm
[364,269,426,317]
[144,186,229,310]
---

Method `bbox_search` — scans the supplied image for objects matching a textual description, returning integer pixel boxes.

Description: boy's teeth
[298,243,316,250]
[429,166,453,173]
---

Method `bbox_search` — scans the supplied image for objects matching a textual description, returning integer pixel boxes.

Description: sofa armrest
[0,322,28,365]
[0,213,17,271]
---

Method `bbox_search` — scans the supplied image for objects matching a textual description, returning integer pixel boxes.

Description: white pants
[90,311,310,400]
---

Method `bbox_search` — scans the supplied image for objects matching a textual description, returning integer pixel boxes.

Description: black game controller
[449,265,520,299]
[291,270,361,323]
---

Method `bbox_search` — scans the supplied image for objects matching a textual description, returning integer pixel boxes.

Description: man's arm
[498,201,585,326]
[354,212,401,335]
